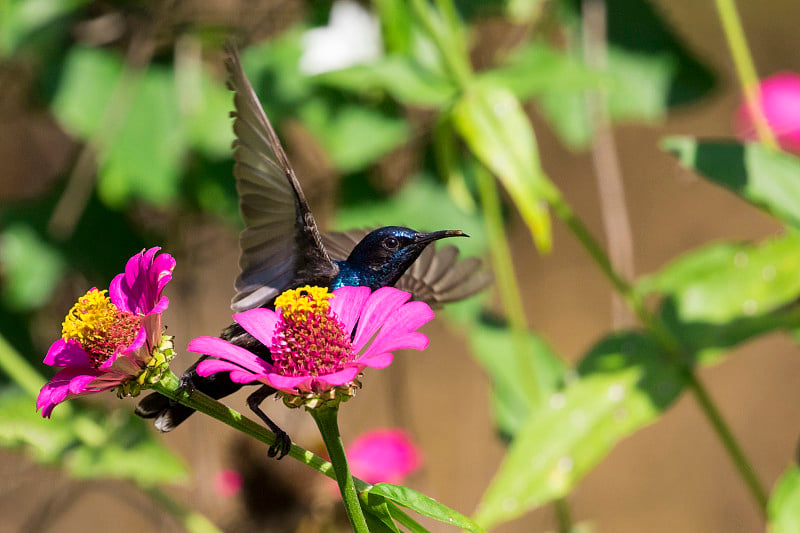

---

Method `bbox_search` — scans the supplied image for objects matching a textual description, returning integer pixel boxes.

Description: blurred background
[1,0,800,532]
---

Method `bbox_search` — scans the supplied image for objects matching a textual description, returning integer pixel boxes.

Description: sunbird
[136,44,489,458]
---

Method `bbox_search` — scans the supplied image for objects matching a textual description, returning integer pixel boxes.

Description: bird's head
[346,226,468,288]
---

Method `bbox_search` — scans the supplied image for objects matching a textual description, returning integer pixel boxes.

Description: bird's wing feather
[322,229,492,307]
[225,44,335,312]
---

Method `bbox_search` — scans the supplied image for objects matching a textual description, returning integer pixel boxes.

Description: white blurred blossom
[300,0,383,75]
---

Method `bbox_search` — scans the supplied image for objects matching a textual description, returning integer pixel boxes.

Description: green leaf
[638,233,800,324]
[452,81,552,252]
[469,318,568,438]
[483,41,605,100]
[0,0,89,56]
[52,47,185,207]
[315,56,456,107]
[0,224,65,311]
[180,63,236,158]
[361,492,402,533]
[637,233,800,365]
[66,411,188,486]
[769,466,800,533]
[335,174,488,258]
[605,47,674,122]
[368,483,486,533]
[662,137,800,230]
[0,387,75,463]
[300,101,411,173]
[475,332,684,529]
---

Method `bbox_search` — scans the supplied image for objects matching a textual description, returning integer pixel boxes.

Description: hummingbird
[136,44,490,458]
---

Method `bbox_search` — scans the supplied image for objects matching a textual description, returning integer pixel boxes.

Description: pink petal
[196,359,262,384]
[316,366,361,387]
[351,287,411,352]
[43,338,90,368]
[355,352,394,369]
[348,429,422,485]
[329,286,371,334]
[232,308,280,348]
[36,367,106,418]
[110,247,175,315]
[360,300,433,357]
[187,336,273,374]
[262,373,313,394]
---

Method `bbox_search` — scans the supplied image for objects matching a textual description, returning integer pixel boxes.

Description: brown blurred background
[2,1,800,532]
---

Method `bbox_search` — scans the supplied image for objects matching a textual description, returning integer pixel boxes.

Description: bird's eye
[383,237,400,250]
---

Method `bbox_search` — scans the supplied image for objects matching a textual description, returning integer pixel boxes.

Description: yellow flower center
[61,288,141,368]
[274,285,334,321]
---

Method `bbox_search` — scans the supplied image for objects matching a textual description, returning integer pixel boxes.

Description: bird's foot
[268,429,292,460]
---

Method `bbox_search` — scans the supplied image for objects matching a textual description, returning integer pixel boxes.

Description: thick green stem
[714,0,777,149]
[546,185,769,517]
[554,497,572,533]
[310,406,369,533]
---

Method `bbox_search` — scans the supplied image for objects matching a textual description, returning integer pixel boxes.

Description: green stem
[310,406,370,533]
[409,0,473,87]
[554,497,572,533]
[151,371,368,490]
[714,0,778,149]
[545,185,769,517]
[475,165,543,406]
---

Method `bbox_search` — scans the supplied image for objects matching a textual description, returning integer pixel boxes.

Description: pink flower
[736,72,800,151]
[190,285,433,407]
[36,247,176,417]
[214,469,243,498]
[348,429,422,485]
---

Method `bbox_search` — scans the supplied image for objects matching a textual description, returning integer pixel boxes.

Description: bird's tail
[135,392,196,432]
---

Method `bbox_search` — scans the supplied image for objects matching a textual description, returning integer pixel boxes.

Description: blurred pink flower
[37,247,175,417]
[736,72,800,151]
[348,429,422,485]
[214,469,243,498]
[190,285,433,408]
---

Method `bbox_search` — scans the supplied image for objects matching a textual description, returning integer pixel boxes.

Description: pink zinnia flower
[348,429,422,485]
[190,285,433,408]
[735,72,800,152]
[36,247,176,417]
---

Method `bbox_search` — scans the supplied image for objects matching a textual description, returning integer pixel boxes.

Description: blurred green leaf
[537,90,594,149]
[315,56,456,107]
[0,0,88,56]
[605,47,674,122]
[769,466,800,533]
[0,223,65,312]
[662,138,800,230]
[52,47,186,207]
[638,233,800,365]
[0,387,186,486]
[180,63,236,158]
[638,233,800,324]
[300,101,411,173]
[66,410,187,486]
[475,332,684,528]
[335,174,488,257]
[452,81,552,252]
[0,387,75,462]
[483,41,604,99]
[368,483,486,533]
[469,318,568,438]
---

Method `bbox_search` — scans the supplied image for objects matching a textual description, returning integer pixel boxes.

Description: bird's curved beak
[414,229,469,244]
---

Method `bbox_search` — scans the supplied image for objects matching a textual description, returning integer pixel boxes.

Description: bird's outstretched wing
[323,229,492,307]
[226,44,336,312]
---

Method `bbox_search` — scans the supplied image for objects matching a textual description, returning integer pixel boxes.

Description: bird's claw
[268,430,291,460]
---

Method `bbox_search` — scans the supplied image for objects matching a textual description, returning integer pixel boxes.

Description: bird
[136,44,490,459]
